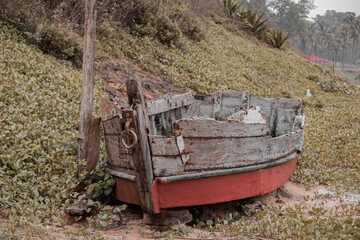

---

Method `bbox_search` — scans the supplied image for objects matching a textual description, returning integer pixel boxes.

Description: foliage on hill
[1,0,360,238]
[0,23,114,235]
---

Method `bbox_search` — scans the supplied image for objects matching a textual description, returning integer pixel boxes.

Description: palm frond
[242,9,269,37]
[223,0,244,17]
[267,29,289,50]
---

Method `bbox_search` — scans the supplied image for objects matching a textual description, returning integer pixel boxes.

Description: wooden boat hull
[115,156,297,214]
[101,79,305,214]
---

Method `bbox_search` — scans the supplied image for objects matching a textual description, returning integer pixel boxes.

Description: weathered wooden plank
[292,115,305,131]
[160,152,297,181]
[220,91,249,118]
[102,114,136,175]
[152,156,185,177]
[249,97,304,136]
[213,91,222,118]
[149,135,187,155]
[249,96,275,122]
[149,135,189,176]
[106,167,136,180]
[162,112,172,136]
[276,110,298,136]
[275,98,304,136]
[102,116,122,135]
[184,130,303,171]
[104,135,134,171]
[149,136,181,156]
[221,91,250,101]
[100,98,122,121]
[85,117,101,173]
[146,92,194,116]
[181,105,189,117]
[169,109,176,131]
[192,94,215,118]
[249,97,303,136]
[269,99,278,136]
[106,165,136,176]
[175,136,189,164]
[278,98,303,109]
[184,100,201,118]
[174,107,183,120]
[126,77,154,213]
[194,91,250,119]
[149,115,157,135]
[175,118,269,138]
[198,103,214,117]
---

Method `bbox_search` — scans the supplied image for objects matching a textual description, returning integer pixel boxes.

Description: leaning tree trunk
[78,0,97,176]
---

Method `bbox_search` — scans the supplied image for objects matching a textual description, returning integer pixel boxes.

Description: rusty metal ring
[120,129,138,149]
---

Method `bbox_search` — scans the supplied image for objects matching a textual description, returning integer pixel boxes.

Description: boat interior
[146,91,305,138]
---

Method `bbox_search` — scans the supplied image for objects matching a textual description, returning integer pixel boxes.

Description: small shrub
[130,0,160,26]
[156,15,182,45]
[281,89,292,98]
[34,23,83,67]
[126,1,183,45]
[124,0,158,37]
[131,22,157,37]
[182,20,204,41]
[0,0,84,66]
[223,0,244,17]
[241,8,269,38]
[176,10,204,42]
[307,74,319,82]
[266,29,288,50]
[309,98,324,109]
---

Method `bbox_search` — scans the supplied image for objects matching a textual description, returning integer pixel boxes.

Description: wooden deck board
[176,118,269,138]
[146,93,194,116]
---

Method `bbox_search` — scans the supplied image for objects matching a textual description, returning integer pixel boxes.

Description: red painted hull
[115,157,297,214]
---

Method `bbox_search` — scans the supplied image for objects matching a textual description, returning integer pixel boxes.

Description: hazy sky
[309,0,360,18]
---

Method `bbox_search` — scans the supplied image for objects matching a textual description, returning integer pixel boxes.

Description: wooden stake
[78,0,97,176]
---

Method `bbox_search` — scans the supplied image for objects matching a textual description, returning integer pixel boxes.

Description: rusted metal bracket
[121,110,138,149]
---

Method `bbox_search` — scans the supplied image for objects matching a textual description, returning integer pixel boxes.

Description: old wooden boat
[100,78,305,214]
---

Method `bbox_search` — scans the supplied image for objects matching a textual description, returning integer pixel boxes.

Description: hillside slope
[1,7,360,238]
[97,17,360,193]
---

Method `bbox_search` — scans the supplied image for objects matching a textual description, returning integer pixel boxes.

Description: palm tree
[343,14,360,63]
[314,20,331,62]
[307,22,317,58]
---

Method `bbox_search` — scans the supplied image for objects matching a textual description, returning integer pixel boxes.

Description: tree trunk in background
[78,0,97,177]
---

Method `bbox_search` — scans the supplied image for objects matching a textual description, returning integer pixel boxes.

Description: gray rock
[278,186,293,198]
[143,209,192,226]
[64,202,87,216]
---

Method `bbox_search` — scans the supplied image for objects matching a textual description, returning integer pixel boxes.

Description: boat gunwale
[109,151,298,184]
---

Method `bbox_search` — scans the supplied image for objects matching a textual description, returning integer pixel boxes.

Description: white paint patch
[244,106,267,124]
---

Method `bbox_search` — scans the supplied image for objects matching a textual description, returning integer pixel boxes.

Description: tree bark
[78,0,97,176]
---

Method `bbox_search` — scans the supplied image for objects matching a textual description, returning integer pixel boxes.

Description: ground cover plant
[1,1,360,239]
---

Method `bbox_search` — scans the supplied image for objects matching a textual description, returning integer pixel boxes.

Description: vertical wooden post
[78,0,97,176]
[126,77,154,213]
